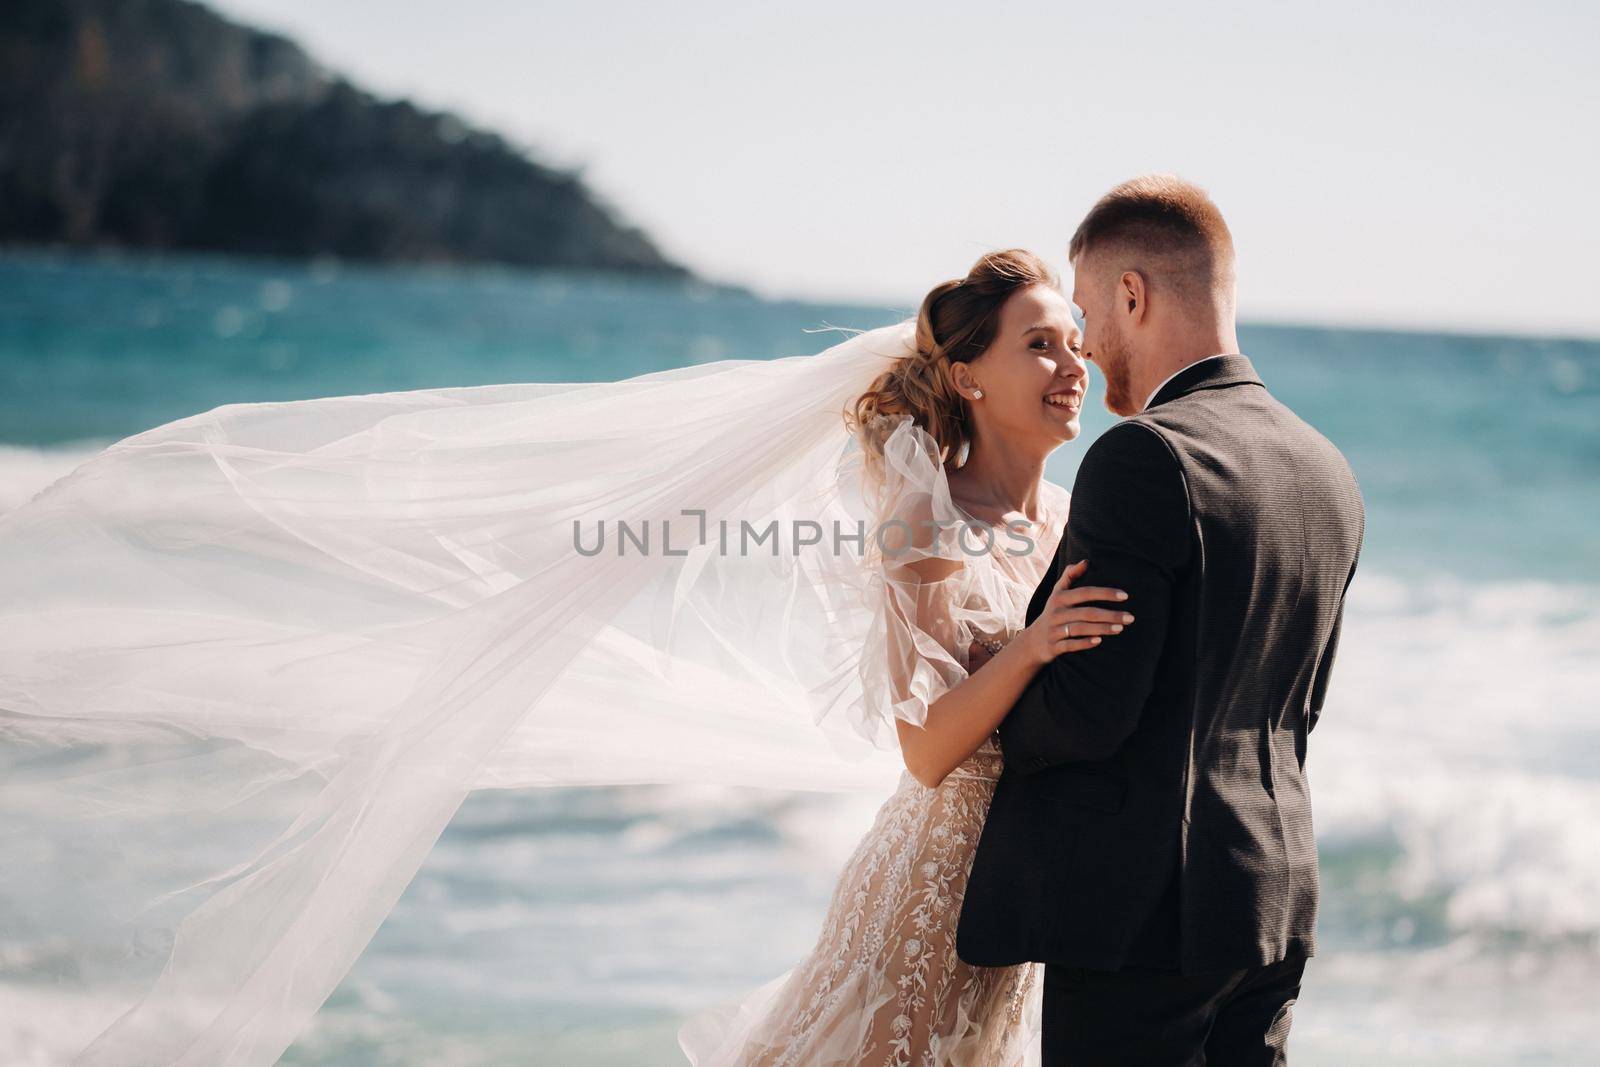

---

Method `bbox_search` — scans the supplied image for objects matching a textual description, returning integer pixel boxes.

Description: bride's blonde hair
[846,248,1059,476]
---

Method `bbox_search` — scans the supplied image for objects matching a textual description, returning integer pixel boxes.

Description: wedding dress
[0,318,1062,1065]
[680,413,1068,1067]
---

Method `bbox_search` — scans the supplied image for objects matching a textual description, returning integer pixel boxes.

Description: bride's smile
[955,283,1088,453]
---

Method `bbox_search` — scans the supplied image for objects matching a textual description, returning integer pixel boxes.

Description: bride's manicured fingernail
[1122,613,1135,623]
[1111,624,1123,633]
[1116,591,1129,600]
[1091,636,1102,644]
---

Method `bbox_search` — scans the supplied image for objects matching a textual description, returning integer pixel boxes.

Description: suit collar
[1144,354,1263,410]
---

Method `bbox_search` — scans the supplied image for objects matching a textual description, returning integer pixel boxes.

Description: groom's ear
[1119,270,1148,323]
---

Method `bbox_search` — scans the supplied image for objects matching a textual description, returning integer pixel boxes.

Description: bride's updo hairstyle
[847,248,1059,475]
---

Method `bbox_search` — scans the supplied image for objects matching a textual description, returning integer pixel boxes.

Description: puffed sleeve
[847,414,983,747]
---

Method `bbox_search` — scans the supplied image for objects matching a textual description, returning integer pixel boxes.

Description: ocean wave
[1313,572,1600,942]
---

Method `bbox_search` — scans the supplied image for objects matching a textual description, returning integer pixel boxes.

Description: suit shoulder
[1073,419,1190,520]
[1081,416,1181,470]
[1274,399,1364,489]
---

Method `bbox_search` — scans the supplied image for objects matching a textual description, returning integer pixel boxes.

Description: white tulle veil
[0,319,932,1065]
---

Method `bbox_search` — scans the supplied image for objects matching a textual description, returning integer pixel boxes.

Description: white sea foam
[1316,572,1600,939]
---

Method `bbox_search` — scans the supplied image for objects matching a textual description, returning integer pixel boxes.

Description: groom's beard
[1097,324,1138,416]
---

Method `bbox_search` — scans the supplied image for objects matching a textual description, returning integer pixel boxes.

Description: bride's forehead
[1000,285,1074,327]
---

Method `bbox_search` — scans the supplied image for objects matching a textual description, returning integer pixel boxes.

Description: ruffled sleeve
[849,413,998,746]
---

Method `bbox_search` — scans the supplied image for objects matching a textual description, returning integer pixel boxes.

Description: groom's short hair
[1069,174,1235,307]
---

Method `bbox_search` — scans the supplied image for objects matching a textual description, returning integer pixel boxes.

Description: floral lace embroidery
[724,750,1039,1067]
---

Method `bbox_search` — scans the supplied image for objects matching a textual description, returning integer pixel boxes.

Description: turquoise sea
[2,248,1597,1065]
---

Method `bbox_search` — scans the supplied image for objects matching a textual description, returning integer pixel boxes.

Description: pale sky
[210,0,1600,338]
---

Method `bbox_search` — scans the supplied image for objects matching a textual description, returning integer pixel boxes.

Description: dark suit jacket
[955,354,1365,975]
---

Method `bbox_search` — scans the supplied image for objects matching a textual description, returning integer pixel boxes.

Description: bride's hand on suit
[895,556,1131,787]
[1015,559,1133,665]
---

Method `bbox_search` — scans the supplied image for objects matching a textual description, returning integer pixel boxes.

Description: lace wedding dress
[680,412,1070,1067]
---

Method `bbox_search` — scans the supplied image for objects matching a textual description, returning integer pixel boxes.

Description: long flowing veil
[0,320,921,1065]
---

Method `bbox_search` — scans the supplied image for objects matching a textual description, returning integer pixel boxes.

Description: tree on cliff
[0,0,686,275]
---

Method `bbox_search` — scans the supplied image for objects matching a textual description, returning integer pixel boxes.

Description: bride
[680,249,1132,1065]
[0,249,1128,1065]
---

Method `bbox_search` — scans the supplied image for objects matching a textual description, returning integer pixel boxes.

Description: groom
[956,175,1365,1064]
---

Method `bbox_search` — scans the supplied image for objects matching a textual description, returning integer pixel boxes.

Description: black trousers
[1041,954,1306,1066]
